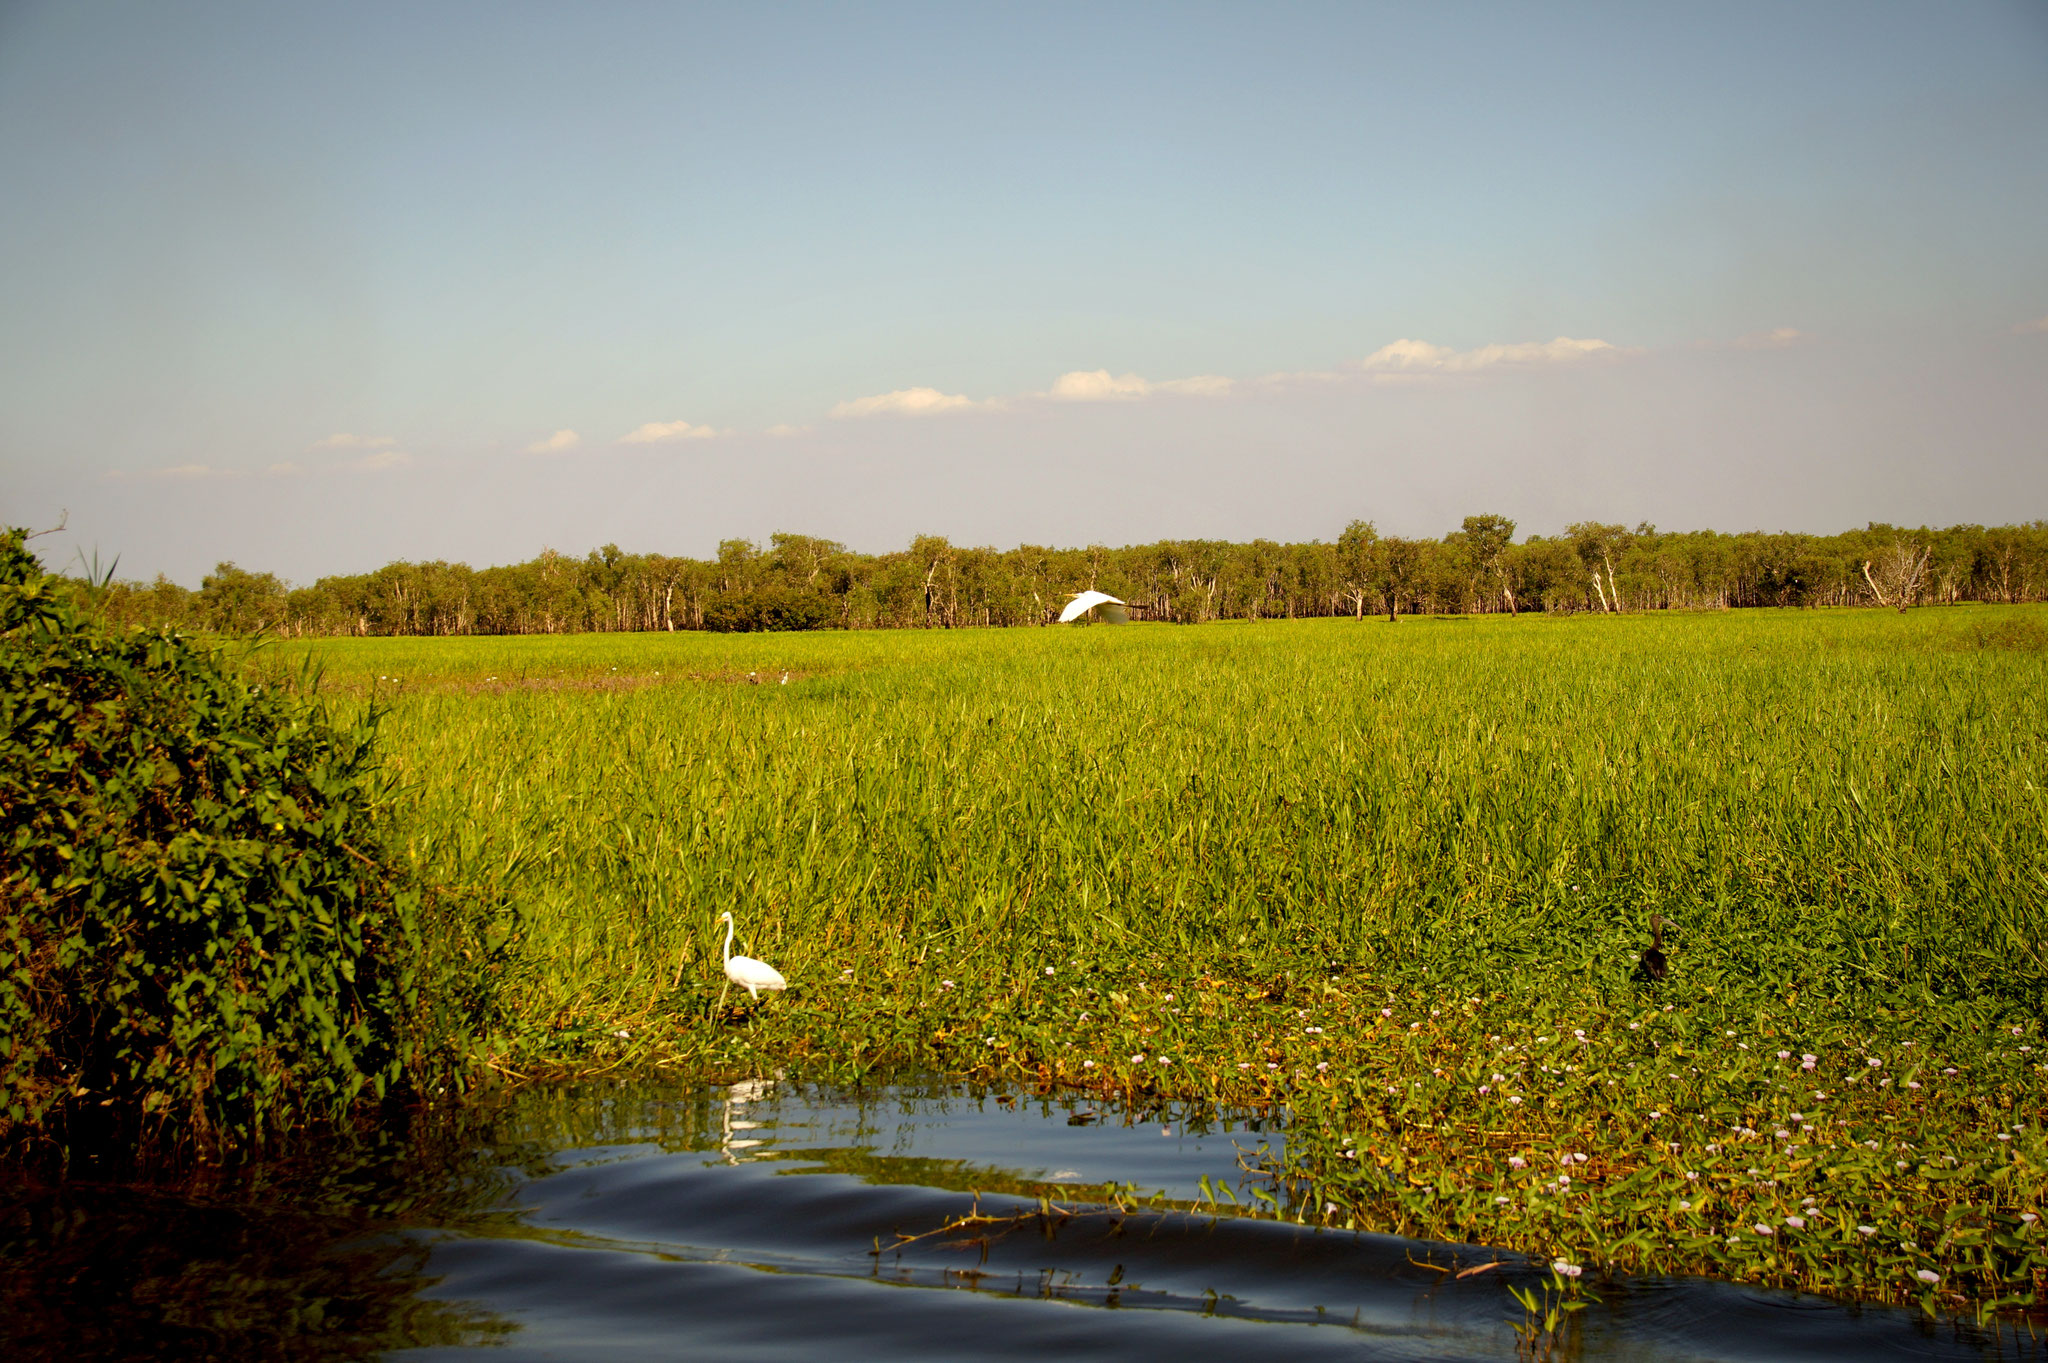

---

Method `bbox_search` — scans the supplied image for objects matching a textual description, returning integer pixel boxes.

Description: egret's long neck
[722,919,735,964]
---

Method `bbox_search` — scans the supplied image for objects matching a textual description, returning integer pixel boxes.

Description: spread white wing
[1058,590,1127,623]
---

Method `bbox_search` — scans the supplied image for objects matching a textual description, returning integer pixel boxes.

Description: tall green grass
[299,608,2046,1020]
[289,607,2048,1308]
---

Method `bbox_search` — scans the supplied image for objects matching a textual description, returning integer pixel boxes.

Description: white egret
[714,910,787,1010]
[1058,590,1129,624]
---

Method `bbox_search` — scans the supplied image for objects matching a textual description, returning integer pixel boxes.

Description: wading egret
[1058,590,1129,624]
[716,910,787,1007]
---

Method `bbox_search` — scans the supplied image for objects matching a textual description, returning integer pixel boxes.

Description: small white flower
[1915,1269,1939,1285]
[1785,1216,1806,1230]
[1044,966,1055,975]
[1856,1225,1876,1236]
[1508,1156,1527,1169]
[1754,1223,1774,1236]
[1550,1260,1582,1278]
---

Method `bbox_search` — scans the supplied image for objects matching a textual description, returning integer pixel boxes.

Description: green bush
[701,584,833,632]
[0,530,503,1160]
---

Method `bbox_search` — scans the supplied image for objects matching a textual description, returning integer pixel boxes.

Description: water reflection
[3,1078,2040,1362]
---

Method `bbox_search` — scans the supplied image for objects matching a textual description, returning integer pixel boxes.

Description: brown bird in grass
[1640,913,1669,982]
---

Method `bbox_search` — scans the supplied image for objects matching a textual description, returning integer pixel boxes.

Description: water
[3,1077,2039,1360]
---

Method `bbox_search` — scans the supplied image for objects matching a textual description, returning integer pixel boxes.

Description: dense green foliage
[88,519,2048,637]
[0,531,502,1160]
[288,607,2047,1309]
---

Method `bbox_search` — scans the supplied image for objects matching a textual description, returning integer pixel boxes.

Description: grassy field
[287,607,2048,1314]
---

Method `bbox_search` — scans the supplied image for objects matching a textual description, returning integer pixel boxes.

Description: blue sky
[3,1,2045,583]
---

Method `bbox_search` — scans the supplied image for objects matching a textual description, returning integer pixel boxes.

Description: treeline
[87,518,2048,636]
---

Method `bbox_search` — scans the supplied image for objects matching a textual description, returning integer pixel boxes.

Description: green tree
[199,562,288,634]
[1461,513,1519,614]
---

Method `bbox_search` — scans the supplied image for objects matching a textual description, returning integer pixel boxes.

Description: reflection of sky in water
[450,1078,2041,1363]
[13,1078,2038,1362]
[710,1078,1279,1202]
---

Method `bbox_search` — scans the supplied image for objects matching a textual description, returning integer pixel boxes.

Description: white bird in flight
[1058,589,1129,624]
[716,910,787,1004]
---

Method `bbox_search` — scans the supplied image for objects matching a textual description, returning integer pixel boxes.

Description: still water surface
[4,1077,2039,1360]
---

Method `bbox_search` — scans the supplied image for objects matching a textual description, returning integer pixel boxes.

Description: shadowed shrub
[700,585,834,632]
[1,530,507,1162]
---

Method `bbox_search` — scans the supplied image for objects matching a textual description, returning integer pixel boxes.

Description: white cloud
[1047,369,1235,400]
[2014,315,2048,334]
[830,387,979,418]
[309,432,396,451]
[620,419,719,444]
[525,429,581,453]
[1156,374,1235,396]
[1729,326,1806,349]
[158,463,220,478]
[267,461,305,477]
[1253,368,1347,389]
[765,423,813,437]
[1359,335,1618,375]
[354,448,412,471]
[1049,370,1154,400]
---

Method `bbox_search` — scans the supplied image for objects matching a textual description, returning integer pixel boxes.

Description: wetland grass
[289,606,2048,1314]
